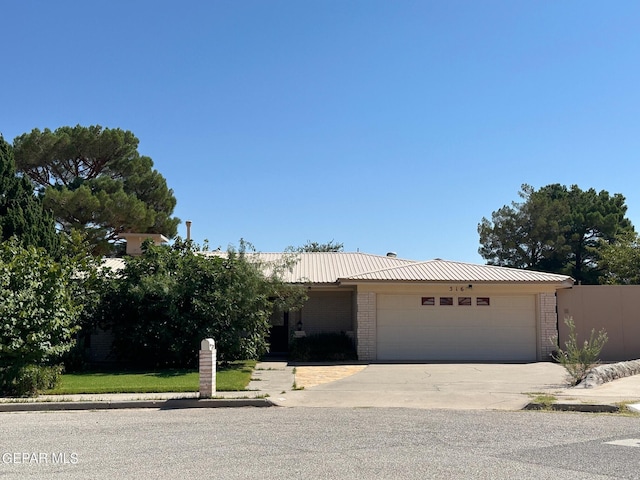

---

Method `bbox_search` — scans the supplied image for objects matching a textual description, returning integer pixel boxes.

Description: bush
[0,364,63,397]
[100,239,307,367]
[552,316,608,386]
[0,238,84,366]
[289,333,357,362]
[0,237,89,393]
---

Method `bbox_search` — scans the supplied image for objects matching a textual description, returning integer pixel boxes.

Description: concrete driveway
[264,362,568,410]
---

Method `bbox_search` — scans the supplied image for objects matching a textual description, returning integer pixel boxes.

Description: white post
[199,338,216,398]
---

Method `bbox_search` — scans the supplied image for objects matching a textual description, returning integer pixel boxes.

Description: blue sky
[2,1,639,262]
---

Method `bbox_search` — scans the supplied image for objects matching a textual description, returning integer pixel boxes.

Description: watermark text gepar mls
[2,452,78,465]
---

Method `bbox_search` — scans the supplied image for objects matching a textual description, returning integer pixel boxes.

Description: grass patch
[531,394,557,409]
[615,401,640,416]
[526,392,558,410]
[45,361,256,395]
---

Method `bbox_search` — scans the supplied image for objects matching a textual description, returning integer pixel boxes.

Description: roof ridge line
[338,258,424,279]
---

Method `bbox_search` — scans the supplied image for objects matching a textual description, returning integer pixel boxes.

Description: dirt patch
[294,365,367,388]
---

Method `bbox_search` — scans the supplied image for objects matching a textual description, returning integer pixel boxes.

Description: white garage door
[376,295,536,361]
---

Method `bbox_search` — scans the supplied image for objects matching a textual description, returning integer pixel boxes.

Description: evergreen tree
[478,184,634,284]
[13,125,179,255]
[0,135,59,254]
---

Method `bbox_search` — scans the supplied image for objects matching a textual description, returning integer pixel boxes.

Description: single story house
[98,247,574,363]
[256,252,574,362]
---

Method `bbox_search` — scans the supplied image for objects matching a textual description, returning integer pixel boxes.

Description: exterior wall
[538,293,557,361]
[356,291,377,361]
[298,290,354,337]
[557,286,640,361]
[348,282,560,297]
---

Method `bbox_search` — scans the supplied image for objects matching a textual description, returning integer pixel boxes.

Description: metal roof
[102,258,126,272]
[102,253,573,285]
[200,251,416,284]
[342,259,574,284]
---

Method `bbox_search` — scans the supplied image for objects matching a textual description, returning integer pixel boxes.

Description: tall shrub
[100,239,306,367]
[552,316,608,386]
[0,239,82,395]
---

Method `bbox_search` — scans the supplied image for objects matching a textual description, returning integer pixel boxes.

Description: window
[440,297,453,306]
[476,297,490,306]
[421,297,435,306]
[458,297,471,306]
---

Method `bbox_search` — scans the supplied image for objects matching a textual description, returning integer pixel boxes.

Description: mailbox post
[199,338,216,398]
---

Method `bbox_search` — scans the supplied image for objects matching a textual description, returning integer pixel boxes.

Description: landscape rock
[580,360,640,388]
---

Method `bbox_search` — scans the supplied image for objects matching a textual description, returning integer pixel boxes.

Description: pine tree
[13,125,179,255]
[478,183,634,284]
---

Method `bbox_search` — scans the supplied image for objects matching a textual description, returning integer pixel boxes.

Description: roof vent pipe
[386,252,397,258]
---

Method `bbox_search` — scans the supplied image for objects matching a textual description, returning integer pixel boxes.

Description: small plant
[615,401,640,416]
[552,316,608,386]
[529,393,557,410]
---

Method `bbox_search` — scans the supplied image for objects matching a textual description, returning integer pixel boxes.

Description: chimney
[118,233,169,256]
[186,220,192,241]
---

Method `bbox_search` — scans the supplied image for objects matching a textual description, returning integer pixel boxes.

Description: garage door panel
[376,295,536,361]
[378,325,533,344]
[378,343,531,361]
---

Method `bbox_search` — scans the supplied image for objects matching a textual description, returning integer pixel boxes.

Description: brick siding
[356,292,376,361]
[538,293,558,360]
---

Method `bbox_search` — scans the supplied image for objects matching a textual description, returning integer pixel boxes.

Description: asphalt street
[1,408,639,479]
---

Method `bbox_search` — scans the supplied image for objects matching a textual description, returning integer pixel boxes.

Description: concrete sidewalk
[1,361,639,412]
[554,373,640,408]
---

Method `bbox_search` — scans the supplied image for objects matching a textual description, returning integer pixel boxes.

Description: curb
[524,402,620,413]
[0,398,275,413]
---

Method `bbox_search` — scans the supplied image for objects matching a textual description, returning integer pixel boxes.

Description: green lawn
[45,360,256,394]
